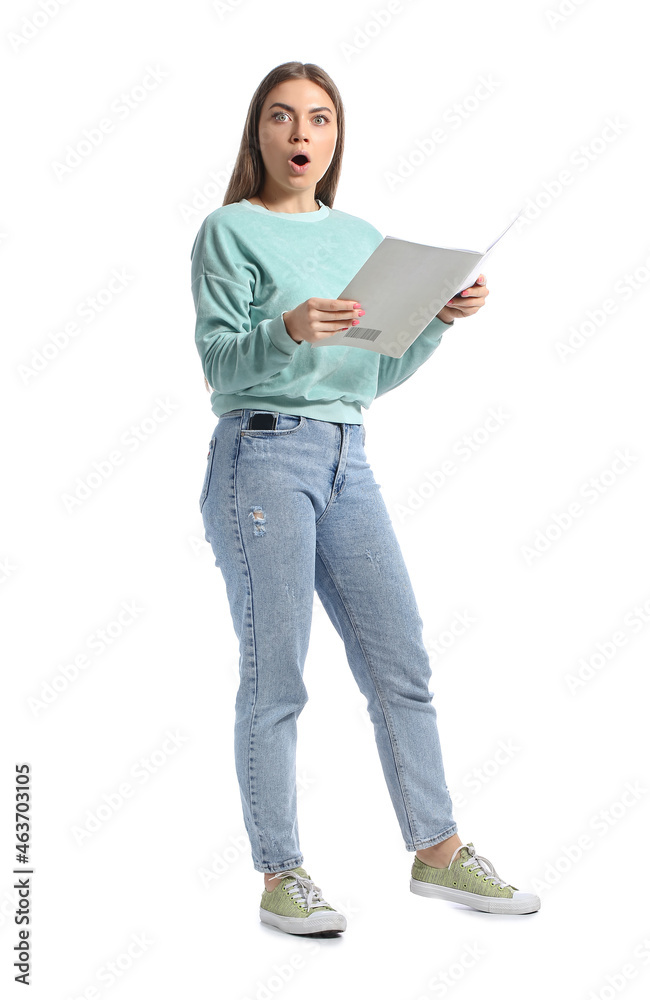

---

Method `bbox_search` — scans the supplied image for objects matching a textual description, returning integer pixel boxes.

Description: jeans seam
[231,424,265,866]
[315,425,347,527]
[314,541,419,845]
[199,435,217,512]
[410,825,458,852]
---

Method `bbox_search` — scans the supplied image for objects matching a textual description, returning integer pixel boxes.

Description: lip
[288,152,311,174]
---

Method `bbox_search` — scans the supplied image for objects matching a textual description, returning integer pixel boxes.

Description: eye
[271,112,331,125]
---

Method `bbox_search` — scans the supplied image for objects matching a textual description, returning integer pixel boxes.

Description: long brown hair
[222,61,345,209]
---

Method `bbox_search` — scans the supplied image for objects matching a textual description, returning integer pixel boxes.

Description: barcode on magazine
[342,326,382,342]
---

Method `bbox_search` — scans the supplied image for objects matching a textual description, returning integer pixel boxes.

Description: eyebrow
[267,102,333,114]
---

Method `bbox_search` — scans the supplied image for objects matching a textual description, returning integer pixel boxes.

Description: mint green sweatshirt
[190,197,452,425]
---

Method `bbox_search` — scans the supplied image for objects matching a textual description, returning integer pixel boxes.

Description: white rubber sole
[410,877,540,914]
[259,906,347,935]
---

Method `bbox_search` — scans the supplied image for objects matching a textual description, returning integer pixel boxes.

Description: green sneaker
[259,867,347,935]
[410,842,540,914]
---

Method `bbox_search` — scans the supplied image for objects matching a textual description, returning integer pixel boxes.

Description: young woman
[191,61,540,936]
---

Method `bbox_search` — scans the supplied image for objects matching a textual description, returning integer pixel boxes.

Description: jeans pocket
[240,411,305,436]
[199,436,216,512]
[361,423,367,446]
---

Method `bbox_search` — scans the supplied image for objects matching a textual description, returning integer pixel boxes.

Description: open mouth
[288,153,310,175]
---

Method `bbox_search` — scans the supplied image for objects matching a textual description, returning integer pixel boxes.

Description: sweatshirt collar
[240,198,329,221]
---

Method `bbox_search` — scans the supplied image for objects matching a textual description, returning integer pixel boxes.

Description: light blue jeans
[200,408,457,873]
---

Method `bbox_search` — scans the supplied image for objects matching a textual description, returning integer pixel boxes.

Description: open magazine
[310,211,521,358]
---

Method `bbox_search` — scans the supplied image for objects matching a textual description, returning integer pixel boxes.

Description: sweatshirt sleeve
[190,216,300,393]
[375,315,453,398]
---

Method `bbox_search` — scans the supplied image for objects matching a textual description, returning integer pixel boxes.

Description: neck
[255,189,319,214]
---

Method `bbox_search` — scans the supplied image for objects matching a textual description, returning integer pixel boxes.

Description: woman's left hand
[437,274,489,324]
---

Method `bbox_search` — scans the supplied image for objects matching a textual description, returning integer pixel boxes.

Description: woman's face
[256,79,337,195]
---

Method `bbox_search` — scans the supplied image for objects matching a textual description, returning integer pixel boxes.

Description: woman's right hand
[283,298,364,344]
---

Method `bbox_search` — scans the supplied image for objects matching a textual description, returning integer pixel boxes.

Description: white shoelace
[268,870,332,911]
[449,844,510,889]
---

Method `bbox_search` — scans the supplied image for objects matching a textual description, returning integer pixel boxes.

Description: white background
[3,0,649,997]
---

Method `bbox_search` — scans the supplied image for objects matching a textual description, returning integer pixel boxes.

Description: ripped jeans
[200,408,457,873]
